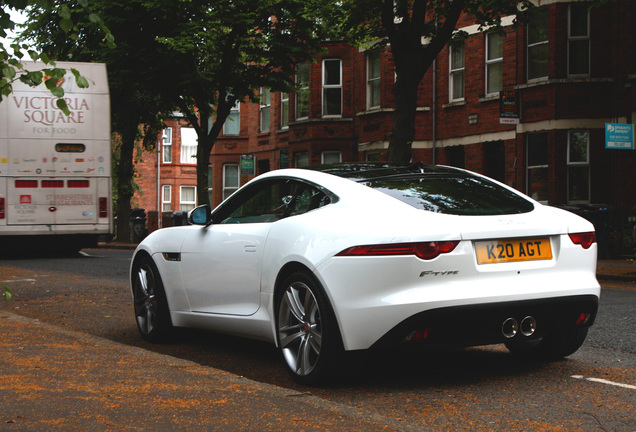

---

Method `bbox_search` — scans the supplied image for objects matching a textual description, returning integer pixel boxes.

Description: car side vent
[162,252,181,262]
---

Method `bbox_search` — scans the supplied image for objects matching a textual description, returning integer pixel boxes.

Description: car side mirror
[188,205,212,226]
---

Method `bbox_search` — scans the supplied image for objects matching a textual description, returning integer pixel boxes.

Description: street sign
[605,123,634,150]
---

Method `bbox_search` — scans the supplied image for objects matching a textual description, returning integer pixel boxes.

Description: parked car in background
[130,163,600,385]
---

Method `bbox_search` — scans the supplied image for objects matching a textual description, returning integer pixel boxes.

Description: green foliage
[2,285,12,302]
[1,0,112,113]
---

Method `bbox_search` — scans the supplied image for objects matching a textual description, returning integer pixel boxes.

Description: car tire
[276,271,342,386]
[505,326,588,360]
[132,255,173,343]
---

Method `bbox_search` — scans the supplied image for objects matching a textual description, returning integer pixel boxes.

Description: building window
[295,152,309,168]
[526,132,549,203]
[321,151,341,164]
[449,41,465,102]
[322,58,342,116]
[568,130,590,203]
[161,185,172,211]
[180,186,196,211]
[281,92,289,128]
[161,127,172,163]
[486,33,503,95]
[223,100,240,136]
[295,62,309,120]
[180,127,197,164]
[367,50,381,109]
[527,7,549,81]
[260,87,270,132]
[568,3,590,76]
[223,164,239,201]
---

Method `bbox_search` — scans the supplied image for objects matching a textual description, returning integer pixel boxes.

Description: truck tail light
[0,197,5,219]
[99,197,108,218]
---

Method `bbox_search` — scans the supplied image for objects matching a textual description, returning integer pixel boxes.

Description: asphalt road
[1,248,635,431]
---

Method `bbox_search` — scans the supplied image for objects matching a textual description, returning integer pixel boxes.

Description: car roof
[305,162,467,182]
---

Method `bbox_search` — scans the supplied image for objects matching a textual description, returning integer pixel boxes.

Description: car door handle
[244,245,257,253]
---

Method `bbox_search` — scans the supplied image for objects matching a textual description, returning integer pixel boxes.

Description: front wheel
[131,255,173,343]
[276,271,342,386]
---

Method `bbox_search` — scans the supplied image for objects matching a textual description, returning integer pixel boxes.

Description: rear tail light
[336,241,459,260]
[15,180,38,188]
[0,197,5,219]
[42,180,64,188]
[68,180,90,188]
[568,232,595,249]
[99,197,108,218]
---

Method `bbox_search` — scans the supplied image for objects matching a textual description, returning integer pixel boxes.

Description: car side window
[214,179,330,224]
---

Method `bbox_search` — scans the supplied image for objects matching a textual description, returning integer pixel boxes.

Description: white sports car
[130,163,600,385]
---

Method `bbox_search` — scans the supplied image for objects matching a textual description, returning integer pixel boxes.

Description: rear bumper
[369,294,599,350]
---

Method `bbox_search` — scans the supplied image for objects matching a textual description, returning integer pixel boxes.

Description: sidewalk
[596,258,636,283]
[0,312,399,432]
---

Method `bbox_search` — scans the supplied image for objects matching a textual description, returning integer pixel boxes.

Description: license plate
[475,237,552,264]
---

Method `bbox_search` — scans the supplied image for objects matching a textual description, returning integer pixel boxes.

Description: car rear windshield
[362,175,535,215]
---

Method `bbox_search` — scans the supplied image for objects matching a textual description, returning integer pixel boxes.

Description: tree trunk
[389,73,419,163]
[115,124,137,242]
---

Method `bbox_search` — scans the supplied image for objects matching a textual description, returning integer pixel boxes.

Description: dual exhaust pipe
[502,316,537,339]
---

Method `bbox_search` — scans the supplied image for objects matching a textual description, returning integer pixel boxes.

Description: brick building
[134,0,635,255]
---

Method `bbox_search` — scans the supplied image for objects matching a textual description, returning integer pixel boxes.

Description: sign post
[605,123,634,150]
[499,90,520,125]
[240,155,256,175]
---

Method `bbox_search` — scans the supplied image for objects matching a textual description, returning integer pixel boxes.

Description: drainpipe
[432,57,437,165]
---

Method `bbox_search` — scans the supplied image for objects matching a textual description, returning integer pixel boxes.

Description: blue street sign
[605,123,634,150]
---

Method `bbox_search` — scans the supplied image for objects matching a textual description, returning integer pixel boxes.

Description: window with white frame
[207,164,213,206]
[449,41,465,102]
[223,100,240,136]
[486,33,503,95]
[223,164,239,201]
[161,185,172,211]
[322,59,342,116]
[295,63,309,120]
[367,50,381,109]
[161,127,172,163]
[280,92,289,128]
[321,151,341,165]
[180,127,197,164]
[260,88,271,132]
[526,132,549,202]
[180,185,196,211]
[568,130,590,203]
[527,7,549,81]
[568,3,590,76]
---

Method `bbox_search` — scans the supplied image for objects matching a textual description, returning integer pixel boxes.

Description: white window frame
[223,164,239,201]
[567,130,590,204]
[321,151,342,165]
[179,185,197,211]
[295,63,309,120]
[568,3,590,77]
[180,127,197,164]
[280,92,289,129]
[223,100,240,136]
[527,8,549,82]
[367,50,381,110]
[161,185,172,211]
[161,127,172,163]
[322,58,342,117]
[449,41,465,102]
[260,87,271,132]
[486,33,503,96]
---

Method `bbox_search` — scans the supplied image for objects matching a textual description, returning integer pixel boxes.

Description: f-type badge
[419,270,459,277]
